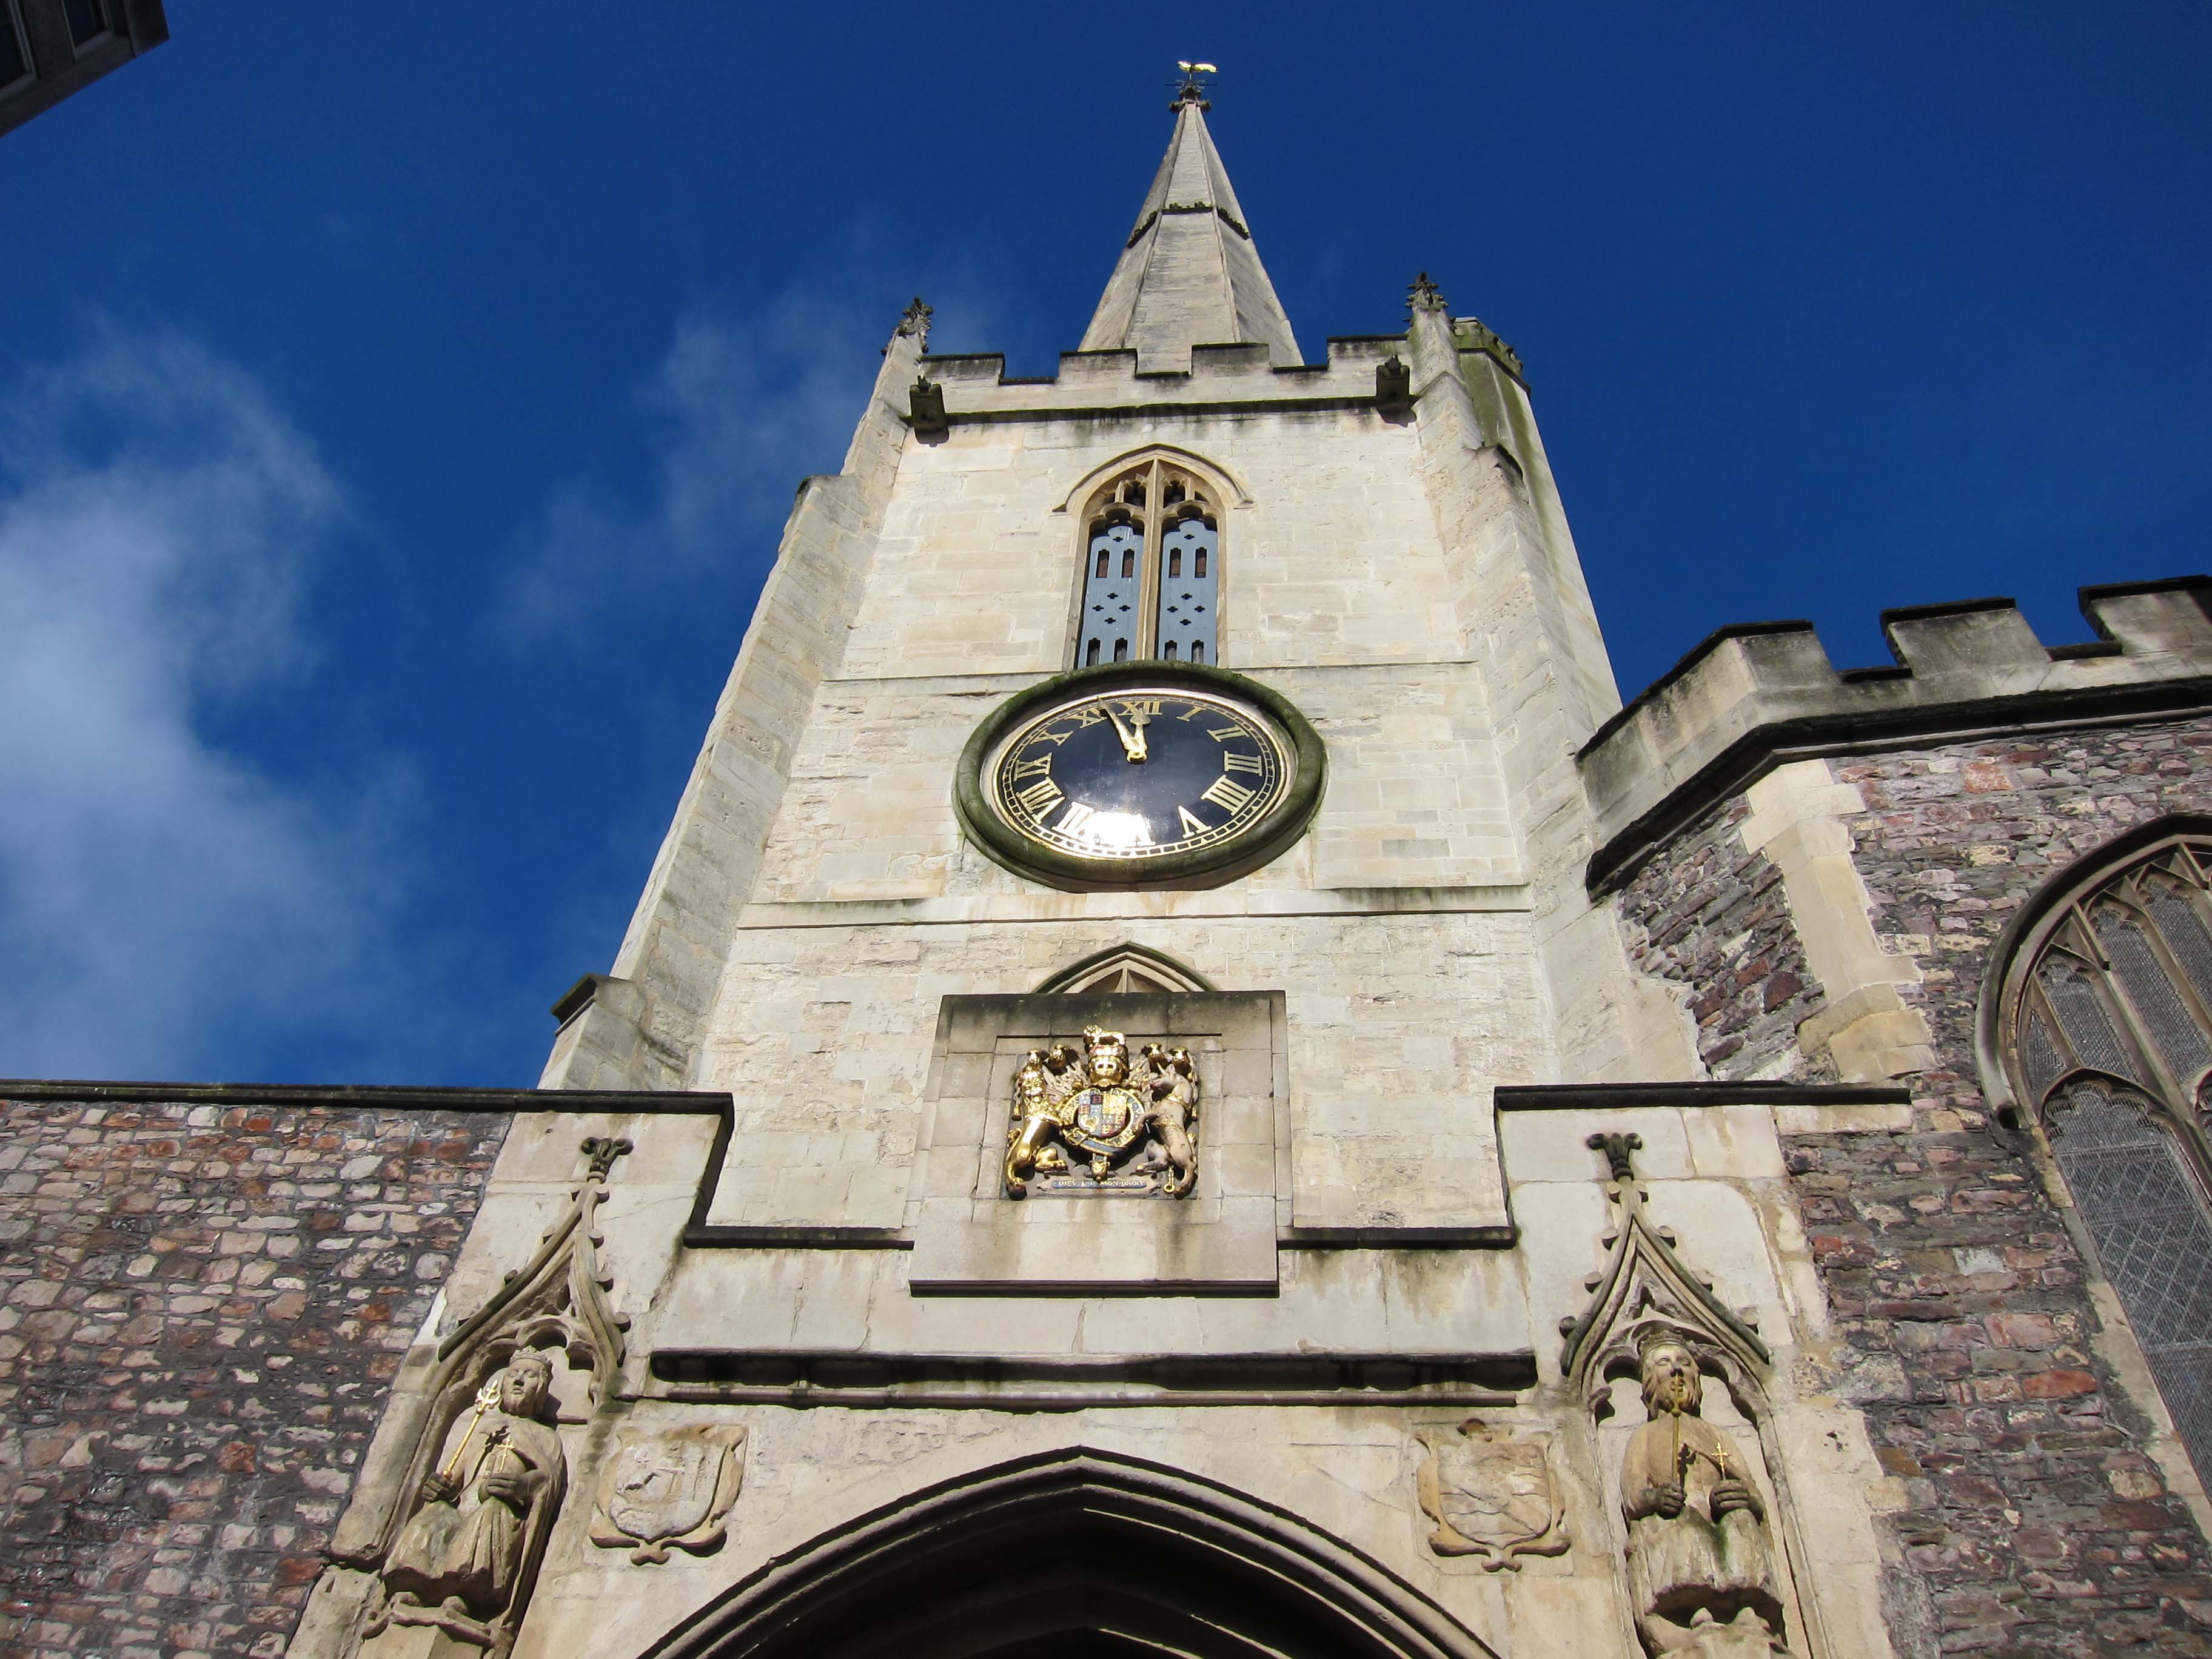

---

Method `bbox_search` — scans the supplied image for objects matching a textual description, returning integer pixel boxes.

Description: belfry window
[1075,460,1221,668]
[1994,828,2212,1482]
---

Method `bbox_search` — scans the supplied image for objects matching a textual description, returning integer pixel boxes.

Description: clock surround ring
[953,660,1327,892]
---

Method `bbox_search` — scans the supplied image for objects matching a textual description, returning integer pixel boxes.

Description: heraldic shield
[589,1424,746,1564]
[1415,1418,1570,1570]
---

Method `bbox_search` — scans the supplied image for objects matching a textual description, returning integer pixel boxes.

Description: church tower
[286,76,2098,1659]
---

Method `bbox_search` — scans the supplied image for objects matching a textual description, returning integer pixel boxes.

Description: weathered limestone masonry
[0,1087,507,1659]
[28,82,2212,1659]
[1584,586,2212,1654]
[280,86,1895,1659]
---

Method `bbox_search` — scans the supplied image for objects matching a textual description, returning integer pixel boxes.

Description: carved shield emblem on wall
[1415,1419,1569,1570]
[589,1424,746,1564]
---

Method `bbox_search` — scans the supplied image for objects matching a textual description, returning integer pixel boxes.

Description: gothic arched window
[1075,460,1221,668]
[1989,823,2212,1481]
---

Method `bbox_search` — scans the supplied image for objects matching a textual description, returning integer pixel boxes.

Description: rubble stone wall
[1612,715,2212,1657]
[1615,794,1830,1082]
[0,1094,505,1659]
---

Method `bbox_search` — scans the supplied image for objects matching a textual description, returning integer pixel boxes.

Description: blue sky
[4,4,2207,1085]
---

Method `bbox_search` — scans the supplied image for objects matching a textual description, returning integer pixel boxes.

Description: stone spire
[1079,81,1302,372]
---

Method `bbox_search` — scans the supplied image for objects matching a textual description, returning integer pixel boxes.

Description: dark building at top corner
[0,0,164,139]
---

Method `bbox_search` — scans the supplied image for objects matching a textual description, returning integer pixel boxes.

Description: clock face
[988,687,1289,861]
[954,662,1326,891]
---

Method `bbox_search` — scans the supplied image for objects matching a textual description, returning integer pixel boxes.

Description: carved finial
[895,297,933,344]
[1587,1130,1642,1184]
[1409,272,1447,314]
[1170,59,1218,110]
[581,1136,633,1182]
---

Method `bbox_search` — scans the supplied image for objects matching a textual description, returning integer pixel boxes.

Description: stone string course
[1618,716,2212,1656]
[0,1098,506,1659]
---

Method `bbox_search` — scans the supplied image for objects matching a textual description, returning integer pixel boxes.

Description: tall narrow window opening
[1074,460,1223,668]
[1994,828,2212,1483]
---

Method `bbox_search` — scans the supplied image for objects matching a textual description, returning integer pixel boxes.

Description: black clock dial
[990,689,1288,860]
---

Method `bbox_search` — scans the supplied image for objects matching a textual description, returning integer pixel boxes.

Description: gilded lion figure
[1004,1027,1198,1197]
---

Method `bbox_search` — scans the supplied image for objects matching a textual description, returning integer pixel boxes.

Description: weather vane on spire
[1171,60,1218,110]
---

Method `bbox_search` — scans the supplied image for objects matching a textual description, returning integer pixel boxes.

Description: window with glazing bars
[1074,461,1219,668]
[1998,831,2212,1486]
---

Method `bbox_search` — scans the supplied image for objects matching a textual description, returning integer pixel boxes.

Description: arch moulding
[1054,445,1253,514]
[1974,810,2212,1128]
[634,1446,1500,1659]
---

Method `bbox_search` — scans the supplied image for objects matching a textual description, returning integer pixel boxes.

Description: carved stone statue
[1004,1026,1198,1197]
[367,1350,568,1651]
[1619,1333,1788,1657]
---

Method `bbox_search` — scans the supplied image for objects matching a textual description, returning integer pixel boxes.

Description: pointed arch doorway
[635,1449,1498,1659]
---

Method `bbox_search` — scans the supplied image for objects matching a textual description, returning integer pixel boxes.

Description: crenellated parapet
[1580,577,2212,893]
[906,333,1402,426]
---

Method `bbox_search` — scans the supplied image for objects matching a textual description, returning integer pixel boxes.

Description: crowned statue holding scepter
[369,1349,568,1649]
[1618,1330,1789,1657]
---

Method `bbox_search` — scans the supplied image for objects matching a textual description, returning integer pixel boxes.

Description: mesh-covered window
[2003,834,2212,1485]
[2048,1084,2212,1473]
[1073,460,1224,667]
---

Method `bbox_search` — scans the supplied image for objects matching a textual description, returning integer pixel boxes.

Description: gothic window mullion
[1133,460,1165,658]
[2085,900,2196,1111]
[2083,890,2212,1198]
[2127,880,2212,1094]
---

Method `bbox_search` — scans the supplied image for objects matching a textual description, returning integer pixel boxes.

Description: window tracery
[1075,460,1221,668]
[1033,943,1214,996]
[1993,827,2212,1480]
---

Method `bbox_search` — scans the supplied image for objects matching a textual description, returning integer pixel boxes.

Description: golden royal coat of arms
[1004,1025,1198,1198]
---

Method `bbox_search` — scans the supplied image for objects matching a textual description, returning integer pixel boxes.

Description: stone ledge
[1578,577,2212,894]
[646,1347,1534,1404]
[0,1078,727,1113]
[1493,1082,1911,1111]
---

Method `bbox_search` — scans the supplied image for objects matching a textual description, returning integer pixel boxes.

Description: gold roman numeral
[1221,751,1263,775]
[1206,725,1242,742]
[1009,754,1053,781]
[1200,776,1256,814]
[1177,805,1207,837]
[1176,702,1206,722]
[1029,726,1074,747]
[1115,699,1162,718]
[1013,777,1064,816]
[1056,800,1098,836]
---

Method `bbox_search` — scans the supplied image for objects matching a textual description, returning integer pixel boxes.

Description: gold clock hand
[1105,706,1144,762]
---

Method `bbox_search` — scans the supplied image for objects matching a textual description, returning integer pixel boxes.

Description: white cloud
[0,327,408,1079]
[497,290,884,642]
